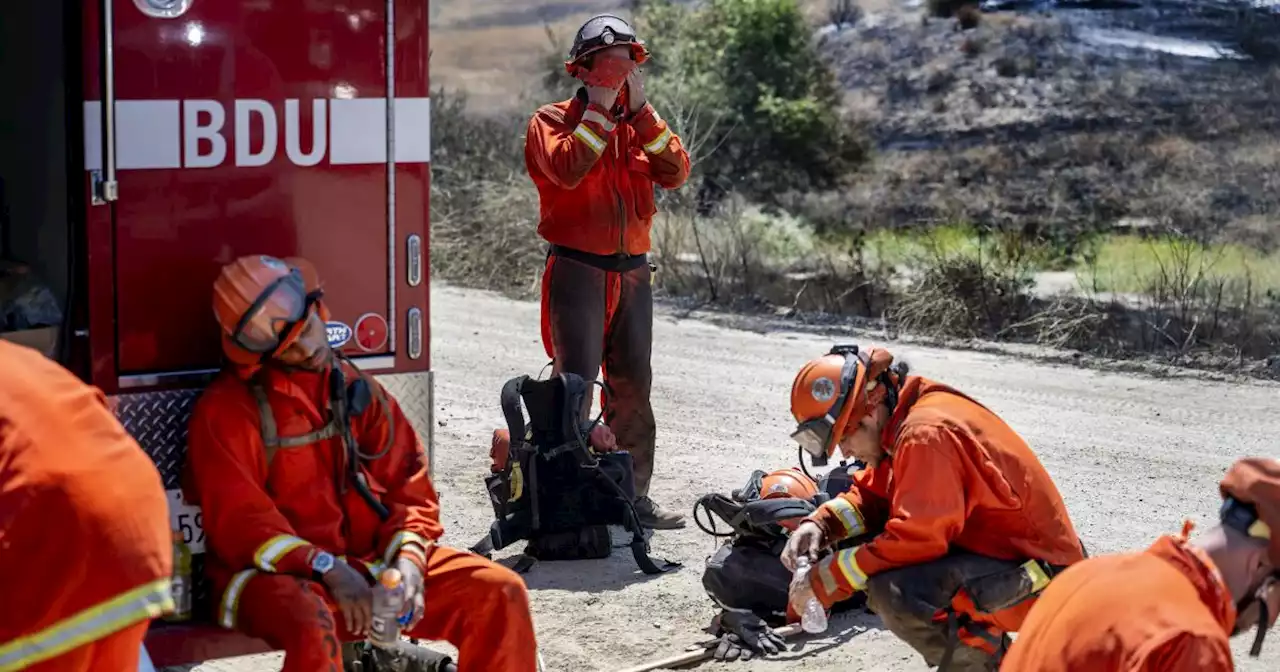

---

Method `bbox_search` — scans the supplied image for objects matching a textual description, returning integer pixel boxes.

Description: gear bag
[470,372,677,575]
[696,467,865,623]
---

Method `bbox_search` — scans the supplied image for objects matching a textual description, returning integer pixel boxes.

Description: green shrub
[633,0,868,201]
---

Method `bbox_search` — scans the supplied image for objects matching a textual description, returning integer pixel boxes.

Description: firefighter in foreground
[525,14,692,529]
[1002,456,1280,670]
[775,345,1087,671]
[183,255,538,672]
[0,340,173,672]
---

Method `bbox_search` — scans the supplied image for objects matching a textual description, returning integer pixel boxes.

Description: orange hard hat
[212,255,326,364]
[760,468,819,501]
[789,344,898,460]
[760,468,820,531]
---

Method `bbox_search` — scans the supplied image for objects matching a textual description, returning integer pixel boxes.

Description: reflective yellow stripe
[383,530,432,565]
[218,569,258,630]
[0,578,173,672]
[644,127,672,154]
[573,124,606,154]
[834,548,868,591]
[1022,560,1052,593]
[253,534,308,572]
[817,560,840,596]
[824,499,866,539]
[342,555,388,579]
[581,110,616,132]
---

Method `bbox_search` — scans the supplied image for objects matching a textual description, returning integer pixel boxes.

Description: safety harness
[249,356,394,521]
[470,372,679,575]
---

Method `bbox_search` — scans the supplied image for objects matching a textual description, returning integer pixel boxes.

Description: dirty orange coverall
[1001,531,1236,671]
[184,362,537,672]
[525,90,690,498]
[0,340,173,672]
[804,377,1086,664]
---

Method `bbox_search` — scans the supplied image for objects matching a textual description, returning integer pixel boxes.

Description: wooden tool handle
[616,624,805,672]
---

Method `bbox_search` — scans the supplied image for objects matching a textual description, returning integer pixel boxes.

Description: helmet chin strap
[1237,574,1278,657]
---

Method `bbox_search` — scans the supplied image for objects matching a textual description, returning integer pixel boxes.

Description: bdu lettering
[184,99,326,169]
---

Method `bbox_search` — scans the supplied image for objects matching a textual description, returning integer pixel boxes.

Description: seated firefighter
[1002,456,1280,671]
[777,345,1087,672]
[182,255,539,672]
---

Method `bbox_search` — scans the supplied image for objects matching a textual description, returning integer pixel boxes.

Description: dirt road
[189,284,1280,672]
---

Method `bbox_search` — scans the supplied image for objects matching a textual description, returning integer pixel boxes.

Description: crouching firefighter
[182,255,540,672]
[1002,456,1280,671]
[695,467,870,662]
[779,344,1087,671]
[471,371,680,575]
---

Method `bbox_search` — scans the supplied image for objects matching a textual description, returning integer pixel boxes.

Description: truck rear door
[81,0,431,392]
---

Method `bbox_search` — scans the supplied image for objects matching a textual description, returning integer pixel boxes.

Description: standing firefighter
[0,341,173,672]
[1002,457,1280,671]
[183,255,538,672]
[525,14,692,529]
[778,345,1086,671]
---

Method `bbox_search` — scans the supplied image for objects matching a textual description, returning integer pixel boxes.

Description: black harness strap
[249,379,342,470]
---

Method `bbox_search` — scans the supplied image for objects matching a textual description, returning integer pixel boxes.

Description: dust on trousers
[223,547,538,672]
[539,246,656,495]
[862,551,1067,672]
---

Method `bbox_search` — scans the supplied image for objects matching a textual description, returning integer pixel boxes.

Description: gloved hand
[712,610,785,662]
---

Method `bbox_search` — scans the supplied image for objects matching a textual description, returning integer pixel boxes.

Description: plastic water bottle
[164,531,193,622]
[369,568,406,648]
[790,556,829,634]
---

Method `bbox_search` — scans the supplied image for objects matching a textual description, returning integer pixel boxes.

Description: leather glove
[712,610,785,661]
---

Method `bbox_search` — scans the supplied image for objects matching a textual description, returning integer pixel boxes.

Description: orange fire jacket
[525,92,691,257]
[183,361,442,629]
[0,341,173,672]
[1001,533,1236,671]
[806,377,1085,613]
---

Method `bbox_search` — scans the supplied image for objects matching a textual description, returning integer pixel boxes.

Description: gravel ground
[185,283,1280,672]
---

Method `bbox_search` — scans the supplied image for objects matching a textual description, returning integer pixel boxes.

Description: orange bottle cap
[379,568,402,588]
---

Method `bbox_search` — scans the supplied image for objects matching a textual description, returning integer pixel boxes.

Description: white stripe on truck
[82,97,431,171]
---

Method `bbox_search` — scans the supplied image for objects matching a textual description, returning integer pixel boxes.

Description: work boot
[634,495,686,529]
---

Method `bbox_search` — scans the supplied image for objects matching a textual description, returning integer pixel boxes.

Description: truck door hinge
[90,170,118,205]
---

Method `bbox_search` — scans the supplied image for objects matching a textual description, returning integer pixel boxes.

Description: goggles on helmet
[568,15,644,63]
[791,345,864,459]
[230,269,320,354]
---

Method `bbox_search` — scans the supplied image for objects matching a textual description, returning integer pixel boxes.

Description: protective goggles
[568,15,646,63]
[230,270,321,354]
[790,347,863,459]
[1222,496,1272,541]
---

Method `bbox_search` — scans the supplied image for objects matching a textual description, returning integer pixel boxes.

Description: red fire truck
[1,0,434,665]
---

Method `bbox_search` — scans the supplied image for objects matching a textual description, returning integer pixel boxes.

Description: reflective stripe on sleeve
[383,530,432,565]
[824,498,867,539]
[834,547,868,591]
[252,534,308,572]
[0,577,173,672]
[217,569,258,630]
[643,127,672,154]
[573,124,606,154]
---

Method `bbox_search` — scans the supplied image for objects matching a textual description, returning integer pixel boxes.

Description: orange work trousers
[232,547,538,672]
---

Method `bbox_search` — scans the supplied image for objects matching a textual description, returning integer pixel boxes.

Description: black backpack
[470,372,678,575]
[696,465,866,624]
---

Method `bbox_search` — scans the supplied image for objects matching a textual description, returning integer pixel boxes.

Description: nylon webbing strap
[250,380,342,469]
